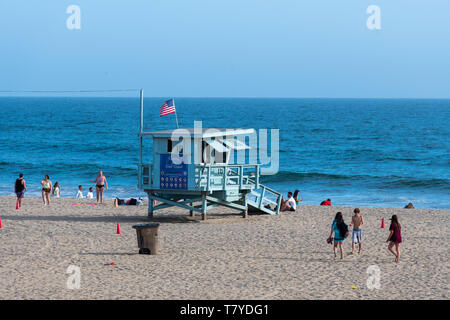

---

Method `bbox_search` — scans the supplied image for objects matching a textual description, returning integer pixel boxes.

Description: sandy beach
[0,196,448,300]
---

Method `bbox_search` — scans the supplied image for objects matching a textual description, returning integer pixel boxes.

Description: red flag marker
[116,223,121,234]
[0,217,3,228]
[381,218,385,229]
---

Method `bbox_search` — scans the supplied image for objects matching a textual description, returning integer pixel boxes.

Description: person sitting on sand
[349,208,364,255]
[293,189,302,205]
[280,192,296,211]
[278,197,287,211]
[76,185,83,199]
[90,170,108,203]
[387,215,402,263]
[320,198,331,206]
[328,212,348,260]
[114,197,143,207]
[52,182,60,198]
[86,187,94,199]
[41,175,52,205]
[404,202,414,209]
[14,173,26,208]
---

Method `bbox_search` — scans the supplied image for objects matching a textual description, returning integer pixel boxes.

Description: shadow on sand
[1,212,252,224]
[78,252,137,256]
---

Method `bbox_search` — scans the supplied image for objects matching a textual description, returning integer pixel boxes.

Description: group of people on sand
[328,208,402,263]
[279,190,301,211]
[279,191,333,211]
[14,171,108,207]
[276,191,403,263]
[278,191,335,212]
[76,186,95,199]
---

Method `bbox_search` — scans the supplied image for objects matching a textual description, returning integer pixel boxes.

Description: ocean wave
[385,177,450,189]
[375,157,421,162]
[261,171,450,190]
[261,171,367,183]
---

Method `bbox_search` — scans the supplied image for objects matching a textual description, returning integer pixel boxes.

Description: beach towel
[71,203,97,205]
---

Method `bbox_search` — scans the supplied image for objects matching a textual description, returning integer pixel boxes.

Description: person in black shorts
[90,170,108,203]
[14,173,27,208]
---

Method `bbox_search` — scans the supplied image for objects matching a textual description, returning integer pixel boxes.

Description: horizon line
[0,95,450,100]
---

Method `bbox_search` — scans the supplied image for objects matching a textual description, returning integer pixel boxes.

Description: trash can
[132,223,160,255]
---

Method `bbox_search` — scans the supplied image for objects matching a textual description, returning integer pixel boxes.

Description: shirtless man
[349,208,364,254]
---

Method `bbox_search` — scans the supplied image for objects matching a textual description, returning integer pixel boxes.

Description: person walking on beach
[40,175,52,205]
[387,215,402,263]
[349,208,364,255]
[328,212,348,260]
[14,173,26,208]
[90,170,108,203]
[52,182,60,198]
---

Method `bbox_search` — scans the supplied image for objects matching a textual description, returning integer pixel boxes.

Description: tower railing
[138,163,260,192]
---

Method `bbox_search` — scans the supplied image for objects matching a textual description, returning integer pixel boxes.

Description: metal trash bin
[132,223,160,255]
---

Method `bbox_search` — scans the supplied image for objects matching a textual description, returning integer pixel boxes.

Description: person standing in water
[387,215,402,263]
[328,212,348,260]
[90,170,108,203]
[349,208,364,255]
[40,175,52,205]
[14,173,27,208]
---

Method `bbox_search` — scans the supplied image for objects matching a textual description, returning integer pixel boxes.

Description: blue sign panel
[159,154,188,190]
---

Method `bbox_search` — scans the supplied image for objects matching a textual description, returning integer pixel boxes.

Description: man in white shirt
[86,187,94,199]
[280,191,297,212]
[287,192,296,211]
[76,185,83,198]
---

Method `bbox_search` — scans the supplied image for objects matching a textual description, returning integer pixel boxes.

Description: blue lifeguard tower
[137,91,282,220]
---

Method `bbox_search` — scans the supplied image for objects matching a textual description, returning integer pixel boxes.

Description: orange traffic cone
[16,200,20,210]
[381,218,385,229]
[116,223,121,234]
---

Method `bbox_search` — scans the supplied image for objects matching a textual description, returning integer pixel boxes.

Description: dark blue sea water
[0,97,449,209]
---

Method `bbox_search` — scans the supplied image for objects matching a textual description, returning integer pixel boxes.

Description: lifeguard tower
[137,92,282,220]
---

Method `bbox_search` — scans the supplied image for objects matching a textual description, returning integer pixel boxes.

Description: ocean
[0,96,449,209]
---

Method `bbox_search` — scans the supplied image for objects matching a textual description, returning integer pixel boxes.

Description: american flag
[160,99,176,117]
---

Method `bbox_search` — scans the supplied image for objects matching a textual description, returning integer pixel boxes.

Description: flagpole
[173,99,179,128]
[139,89,144,189]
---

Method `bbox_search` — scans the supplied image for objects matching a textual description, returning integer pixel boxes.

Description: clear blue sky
[0,0,449,98]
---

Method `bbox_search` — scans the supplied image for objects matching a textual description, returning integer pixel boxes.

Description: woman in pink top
[387,215,402,263]
[90,170,108,203]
